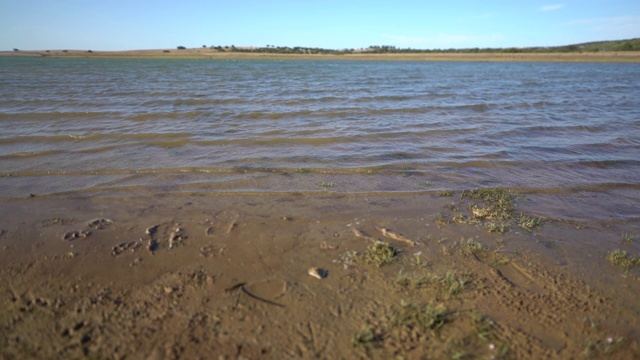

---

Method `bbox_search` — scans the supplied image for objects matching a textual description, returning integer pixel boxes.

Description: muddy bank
[1,191,639,359]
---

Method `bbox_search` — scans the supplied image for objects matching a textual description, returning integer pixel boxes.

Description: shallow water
[1,57,639,219]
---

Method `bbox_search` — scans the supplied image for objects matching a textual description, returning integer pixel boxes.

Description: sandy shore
[1,190,638,359]
[2,49,640,62]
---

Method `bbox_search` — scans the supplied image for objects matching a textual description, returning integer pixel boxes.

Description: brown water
[1,57,639,221]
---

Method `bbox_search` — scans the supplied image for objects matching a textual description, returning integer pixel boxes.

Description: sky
[1,0,639,51]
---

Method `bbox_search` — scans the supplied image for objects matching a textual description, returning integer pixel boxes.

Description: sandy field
[1,190,639,359]
[2,49,640,62]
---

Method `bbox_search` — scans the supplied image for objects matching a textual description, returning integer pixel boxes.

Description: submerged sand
[1,191,638,359]
[2,49,640,62]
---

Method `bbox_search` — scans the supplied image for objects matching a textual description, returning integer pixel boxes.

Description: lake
[1,57,639,220]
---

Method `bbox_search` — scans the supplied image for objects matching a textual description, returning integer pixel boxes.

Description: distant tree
[13,48,19,52]
[502,47,520,53]
[615,42,633,51]
[177,46,186,50]
[202,45,206,48]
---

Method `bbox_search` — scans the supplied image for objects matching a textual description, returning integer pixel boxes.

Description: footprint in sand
[62,230,91,241]
[111,240,142,256]
[143,223,186,254]
[87,218,113,230]
[205,210,239,237]
[62,218,113,241]
[199,243,225,257]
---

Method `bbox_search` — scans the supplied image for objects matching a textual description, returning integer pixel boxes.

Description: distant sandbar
[3,48,640,62]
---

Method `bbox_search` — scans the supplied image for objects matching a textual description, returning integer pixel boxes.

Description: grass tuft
[440,270,472,297]
[463,238,486,254]
[516,213,543,231]
[436,212,449,225]
[444,203,458,211]
[606,249,639,271]
[363,241,398,267]
[486,222,509,233]
[351,325,381,350]
[320,181,334,188]
[462,188,514,221]
[452,213,468,224]
[390,301,448,332]
[395,270,432,290]
[621,232,636,244]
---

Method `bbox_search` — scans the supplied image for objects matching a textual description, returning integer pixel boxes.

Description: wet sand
[2,49,640,62]
[1,191,639,359]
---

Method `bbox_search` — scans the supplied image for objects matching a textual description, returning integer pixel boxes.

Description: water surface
[1,57,639,219]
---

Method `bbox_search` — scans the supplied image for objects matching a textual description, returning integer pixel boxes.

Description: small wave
[574,159,640,168]
[75,145,121,154]
[279,96,341,106]
[487,124,606,140]
[238,110,316,120]
[611,136,640,145]
[353,95,415,102]
[0,149,65,160]
[0,111,120,120]
[0,132,192,145]
[126,111,207,121]
[501,101,550,109]
[147,138,191,148]
[193,136,353,147]
[137,98,249,107]
[522,124,605,133]
[234,103,493,120]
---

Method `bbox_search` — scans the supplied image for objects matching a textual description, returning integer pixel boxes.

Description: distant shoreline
[2,48,640,62]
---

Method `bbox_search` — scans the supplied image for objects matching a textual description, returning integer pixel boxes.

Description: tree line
[177,38,640,54]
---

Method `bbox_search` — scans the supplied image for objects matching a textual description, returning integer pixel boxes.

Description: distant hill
[544,38,640,52]
[358,38,640,54]
[207,38,640,54]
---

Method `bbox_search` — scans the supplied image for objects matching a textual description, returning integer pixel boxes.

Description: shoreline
[1,190,639,358]
[3,49,640,62]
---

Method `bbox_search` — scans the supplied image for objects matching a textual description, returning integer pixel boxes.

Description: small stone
[308,267,327,279]
[146,225,159,235]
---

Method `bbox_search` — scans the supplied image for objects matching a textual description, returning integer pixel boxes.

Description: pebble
[308,267,327,279]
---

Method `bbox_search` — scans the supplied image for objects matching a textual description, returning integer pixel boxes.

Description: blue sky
[1,0,639,51]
